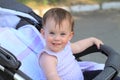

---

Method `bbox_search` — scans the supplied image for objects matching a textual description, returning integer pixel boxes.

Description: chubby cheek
[62,38,70,46]
[45,36,52,45]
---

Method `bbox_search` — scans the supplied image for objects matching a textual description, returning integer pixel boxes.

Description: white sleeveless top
[40,42,84,80]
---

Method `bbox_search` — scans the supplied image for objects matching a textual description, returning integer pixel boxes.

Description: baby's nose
[54,35,61,40]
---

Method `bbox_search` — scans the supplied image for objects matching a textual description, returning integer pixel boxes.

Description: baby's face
[41,18,73,52]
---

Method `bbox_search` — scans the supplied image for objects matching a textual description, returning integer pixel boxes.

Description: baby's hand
[91,37,104,49]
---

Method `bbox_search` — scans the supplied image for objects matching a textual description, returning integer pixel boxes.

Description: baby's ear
[40,28,43,33]
[69,32,74,40]
[40,28,45,38]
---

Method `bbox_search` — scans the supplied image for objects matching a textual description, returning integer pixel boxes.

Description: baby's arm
[39,52,61,80]
[71,37,103,54]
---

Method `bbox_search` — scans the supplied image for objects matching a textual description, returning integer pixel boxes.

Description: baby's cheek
[63,41,69,46]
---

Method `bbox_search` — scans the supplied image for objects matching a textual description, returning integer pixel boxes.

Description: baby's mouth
[52,43,61,46]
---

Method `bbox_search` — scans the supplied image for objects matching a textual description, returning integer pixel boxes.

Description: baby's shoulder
[40,51,57,66]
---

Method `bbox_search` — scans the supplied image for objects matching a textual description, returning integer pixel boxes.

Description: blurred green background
[17,0,120,16]
[18,0,120,5]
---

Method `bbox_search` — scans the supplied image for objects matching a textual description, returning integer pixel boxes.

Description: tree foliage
[17,0,60,5]
[17,0,119,5]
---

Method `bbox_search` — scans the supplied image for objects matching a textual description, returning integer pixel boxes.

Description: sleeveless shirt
[40,42,84,80]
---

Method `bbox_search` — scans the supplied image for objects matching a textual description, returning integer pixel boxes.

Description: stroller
[0,0,120,80]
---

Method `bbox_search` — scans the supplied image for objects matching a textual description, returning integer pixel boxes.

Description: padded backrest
[0,0,42,31]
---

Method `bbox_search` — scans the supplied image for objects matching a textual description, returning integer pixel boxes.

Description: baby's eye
[61,33,66,36]
[49,32,55,35]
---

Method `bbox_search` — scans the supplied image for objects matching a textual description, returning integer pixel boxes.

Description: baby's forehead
[47,17,70,24]
[44,17,72,29]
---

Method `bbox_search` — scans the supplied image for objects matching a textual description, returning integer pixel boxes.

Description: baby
[39,7,104,80]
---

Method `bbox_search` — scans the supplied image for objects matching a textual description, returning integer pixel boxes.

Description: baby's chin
[51,48,64,53]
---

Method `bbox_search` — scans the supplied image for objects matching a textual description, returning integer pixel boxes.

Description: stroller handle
[0,46,21,69]
[0,46,32,80]
[93,44,120,80]
[93,66,116,80]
